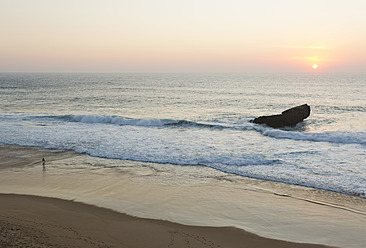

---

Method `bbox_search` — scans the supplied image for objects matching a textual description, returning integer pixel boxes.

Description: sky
[1,0,366,73]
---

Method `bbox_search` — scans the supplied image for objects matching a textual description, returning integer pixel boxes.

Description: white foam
[261,129,366,145]
[71,114,166,126]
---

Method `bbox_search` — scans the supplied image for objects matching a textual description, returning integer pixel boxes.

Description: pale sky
[1,0,366,72]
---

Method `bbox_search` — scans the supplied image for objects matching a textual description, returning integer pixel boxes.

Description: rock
[252,104,311,128]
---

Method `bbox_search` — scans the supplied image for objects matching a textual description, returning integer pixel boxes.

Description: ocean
[1,72,365,197]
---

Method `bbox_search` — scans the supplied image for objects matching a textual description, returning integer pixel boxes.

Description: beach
[1,145,366,248]
[0,194,333,248]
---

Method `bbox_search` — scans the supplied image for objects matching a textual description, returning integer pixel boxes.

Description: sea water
[1,73,365,197]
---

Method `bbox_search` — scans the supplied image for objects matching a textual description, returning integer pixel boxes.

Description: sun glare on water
[312,64,318,69]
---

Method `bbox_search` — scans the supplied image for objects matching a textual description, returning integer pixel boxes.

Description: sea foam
[71,114,166,126]
[261,129,366,145]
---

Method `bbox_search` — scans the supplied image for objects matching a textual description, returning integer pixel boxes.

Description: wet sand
[2,145,365,247]
[0,193,334,248]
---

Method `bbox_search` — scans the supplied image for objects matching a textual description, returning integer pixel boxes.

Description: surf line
[273,192,366,216]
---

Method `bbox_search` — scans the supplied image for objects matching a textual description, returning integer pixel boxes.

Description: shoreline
[1,144,364,200]
[0,193,333,248]
[1,144,366,247]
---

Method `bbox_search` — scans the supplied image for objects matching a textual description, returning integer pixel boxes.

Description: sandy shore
[3,145,365,247]
[0,194,333,248]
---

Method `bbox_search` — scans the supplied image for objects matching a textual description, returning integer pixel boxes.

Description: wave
[3,113,365,146]
[260,128,366,145]
[70,114,168,126]
[51,114,251,130]
[1,112,253,131]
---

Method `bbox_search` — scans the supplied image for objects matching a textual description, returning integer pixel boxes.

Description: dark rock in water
[252,104,311,128]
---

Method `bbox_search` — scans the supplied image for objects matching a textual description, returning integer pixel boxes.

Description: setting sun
[312,64,318,69]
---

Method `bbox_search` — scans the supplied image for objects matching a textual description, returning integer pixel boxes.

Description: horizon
[1,0,366,73]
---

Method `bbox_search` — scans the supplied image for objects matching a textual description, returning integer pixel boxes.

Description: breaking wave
[54,114,249,130]
[2,113,365,147]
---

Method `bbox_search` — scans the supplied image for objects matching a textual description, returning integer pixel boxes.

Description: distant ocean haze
[0,73,365,197]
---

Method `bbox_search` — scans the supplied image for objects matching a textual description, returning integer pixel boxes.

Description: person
[42,158,46,170]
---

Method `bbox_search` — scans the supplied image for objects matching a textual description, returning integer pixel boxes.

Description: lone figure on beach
[42,158,46,170]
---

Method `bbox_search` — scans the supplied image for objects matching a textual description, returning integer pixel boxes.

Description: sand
[0,194,334,248]
[2,145,364,247]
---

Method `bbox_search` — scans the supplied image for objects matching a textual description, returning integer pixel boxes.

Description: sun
[312,64,318,69]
